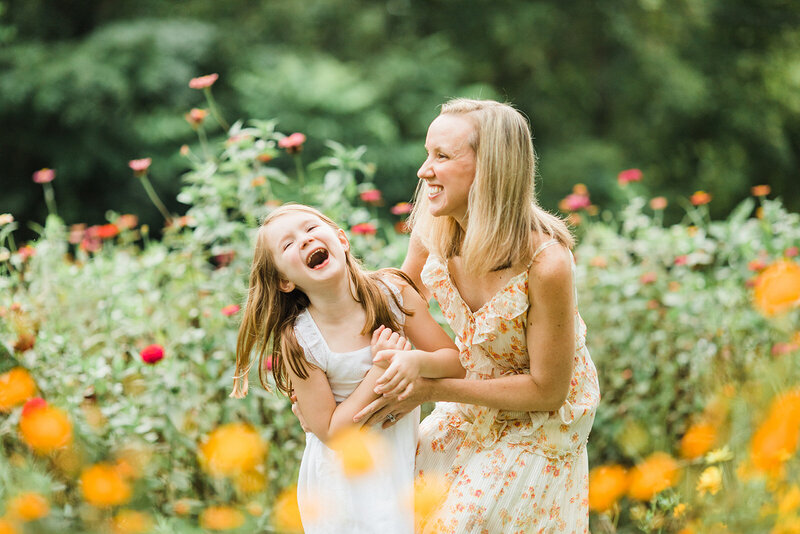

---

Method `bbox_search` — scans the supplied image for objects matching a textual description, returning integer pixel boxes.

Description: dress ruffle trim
[294,310,328,371]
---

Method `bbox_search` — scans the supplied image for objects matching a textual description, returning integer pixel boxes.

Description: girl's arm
[373,274,464,398]
[286,355,384,444]
[356,243,575,426]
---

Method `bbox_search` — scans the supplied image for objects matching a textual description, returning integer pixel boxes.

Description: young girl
[230,204,463,534]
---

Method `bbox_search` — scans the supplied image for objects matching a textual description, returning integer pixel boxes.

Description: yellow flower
[673,503,687,518]
[0,368,36,411]
[705,446,734,465]
[410,475,449,530]
[245,501,263,517]
[628,452,681,501]
[696,466,722,496]
[0,518,20,534]
[750,390,800,476]
[80,464,132,508]
[172,499,192,516]
[199,506,244,531]
[234,470,266,494]
[272,485,303,533]
[327,426,386,477]
[753,260,800,316]
[778,485,800,516]
[680,422,717,460]
[588,464,628,512]
[112,510,153,534]
[198,423,266,478]
[19,403,73,454]
[7,492,49,521]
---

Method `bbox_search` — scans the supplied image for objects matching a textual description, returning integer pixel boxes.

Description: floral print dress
[415,240,600,534]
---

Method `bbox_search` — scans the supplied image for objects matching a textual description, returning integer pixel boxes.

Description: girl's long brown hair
[231,204,416,398]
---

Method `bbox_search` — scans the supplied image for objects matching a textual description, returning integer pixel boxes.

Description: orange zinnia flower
[7,492,49,521]
[0,368,37,412]
[753,260,800,316]
[650,196,668,210]
[751,184,771,197]
[199,506,245,531]
[80,464,132,508]
[19,399,73,454]
[680,422,717,459]
[627,452,681,501]
[690,191,712,206]
[112,510,153,534]
[0,518,20,534]
[272,485,304,533]
[750,389,800,476]
[328,426,386,477]
[588,465,629,512]
[198,423,267,478]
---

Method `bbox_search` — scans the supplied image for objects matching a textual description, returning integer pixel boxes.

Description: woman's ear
[337,228,350,252]
[279,279,296,293]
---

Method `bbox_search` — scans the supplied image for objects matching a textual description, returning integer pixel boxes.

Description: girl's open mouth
[306,248,330,269]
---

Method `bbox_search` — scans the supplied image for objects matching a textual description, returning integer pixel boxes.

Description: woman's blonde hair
[408,98,573,273]
[231,204,415,398]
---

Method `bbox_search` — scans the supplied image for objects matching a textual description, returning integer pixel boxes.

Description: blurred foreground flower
[680,422,717,459]
[32,168,55,183]
[200,506,244,531]
[0,213,14,225]
[112,510,153,534]
[0,518,19,534]
[618,168,643,185]
[690,191,712,206]
[272,485,304,533]
[140,344,164,364]
[0,367,37,412]
[696,466,722,496]
[189,73,219,89]
[749,389,800,476]
[411,475,449,531]
[198,422,267,478]
[19,398,73,454]
[80,464,132,508]
[7,492,49,521]
[627,452,680,501]
[753,260,800,316]
[328,426,386,477]
[588,464,628,512]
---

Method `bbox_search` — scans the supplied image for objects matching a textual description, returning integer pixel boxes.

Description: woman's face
[417,114,477,225]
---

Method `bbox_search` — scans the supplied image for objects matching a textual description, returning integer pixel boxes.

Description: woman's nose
[417,159,433,180]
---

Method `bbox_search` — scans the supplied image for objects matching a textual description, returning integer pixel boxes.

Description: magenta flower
[617,168,643,185]
[359,189,382,204]
[189,73,219,89]
[560,193,592,212]
[785,247,799,258]
[221,304,241,317]
[32,168,55,184]
[128,158,152,176]
[351,223,377,235]
[278,133,307,154]
[391,202,413,215]
[140,344,165,364]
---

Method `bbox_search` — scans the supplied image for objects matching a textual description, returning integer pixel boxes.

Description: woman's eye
[437,153,448,159]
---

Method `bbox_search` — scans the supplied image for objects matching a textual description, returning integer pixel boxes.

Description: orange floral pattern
[416,244,600,533]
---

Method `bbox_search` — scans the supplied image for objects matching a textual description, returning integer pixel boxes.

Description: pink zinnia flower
[17,245,35,262]
[748,259,767,272]
[140,344,165,364]
[560,193,592,212]
[351,223,377,235]
[617,168,643,185]
[221,304,240,317]
[640,272,657,284]
[391,202,413,215]
[128,158,152,176]
[22,397,47,417]
[278,133,306,154]
[359,189,382,204]
[189,73,219,90]
[32,168,55,184]
[785,247,799,258]
[674,255,688,266]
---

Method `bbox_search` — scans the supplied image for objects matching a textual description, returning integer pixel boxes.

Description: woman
[355,98,600,533]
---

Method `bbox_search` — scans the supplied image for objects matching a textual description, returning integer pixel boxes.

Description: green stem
[138,174,173,225]
[43,182,58,216]
[197,127,210,160]
[204,88,230,131]
[293,154,306,200]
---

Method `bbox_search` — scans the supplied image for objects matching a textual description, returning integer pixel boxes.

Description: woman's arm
[356,244,576,426]
[400,231,431,302]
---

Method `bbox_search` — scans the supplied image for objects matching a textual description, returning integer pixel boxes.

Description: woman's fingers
[397,382,414,401]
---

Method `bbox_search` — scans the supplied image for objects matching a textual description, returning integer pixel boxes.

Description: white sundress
[294,282,420,534]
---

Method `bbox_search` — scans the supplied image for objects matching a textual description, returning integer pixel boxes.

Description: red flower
[256,153,274,163]
[140,345,165,364]
[17,245,36,261]
[128,158,152,176]
[617,168,643,185]
[674,255,688,266]
[351,223,377,235]
[559,193,591,212]
[32,168,55,184]
[786,247,799,258]
[640,272,657,284]
[690,191,712,206]
[278,133,306,154]
[391,202,413,215]
[748,259,768,272]
[359,189,382,204]
[189,73,219,89]
[22,397,47,417]
[96,224,119,240]
[221,304,240,317]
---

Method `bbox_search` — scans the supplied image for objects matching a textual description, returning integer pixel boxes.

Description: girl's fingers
[373,349,395,365]
[378,369,405,393]
[371,325,384,343]
[398,382,414,401]
[403,340,412,351]
[385,379,409,398]
[388,332,400,346]
[375,366,397,388]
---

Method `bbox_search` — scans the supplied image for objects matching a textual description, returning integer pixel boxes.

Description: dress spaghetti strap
[530,239,559,264]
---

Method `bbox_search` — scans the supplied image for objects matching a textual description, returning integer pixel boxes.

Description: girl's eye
[283,242,292,251]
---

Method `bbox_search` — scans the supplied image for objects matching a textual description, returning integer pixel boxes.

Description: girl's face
[264,211,350,293]
[417,114,477,225]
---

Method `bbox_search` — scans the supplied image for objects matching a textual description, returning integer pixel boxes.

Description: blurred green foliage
[2,0,800,243]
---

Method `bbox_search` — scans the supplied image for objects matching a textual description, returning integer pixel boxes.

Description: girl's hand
[370,325,412,369]
[374,350,421,398]
[290,392,312,433]
[353,378,430,429]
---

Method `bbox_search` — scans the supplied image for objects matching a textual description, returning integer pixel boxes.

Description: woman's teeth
[429,185,443,194]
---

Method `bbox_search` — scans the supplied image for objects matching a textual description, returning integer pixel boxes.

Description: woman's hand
[353,377,431,429]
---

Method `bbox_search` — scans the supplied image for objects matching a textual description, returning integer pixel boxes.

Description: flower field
[1,77,800,533]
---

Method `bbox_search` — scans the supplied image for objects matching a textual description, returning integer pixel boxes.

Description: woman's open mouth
[306,248,330,270]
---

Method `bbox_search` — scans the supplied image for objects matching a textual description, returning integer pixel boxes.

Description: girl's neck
[305,275,361,326]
